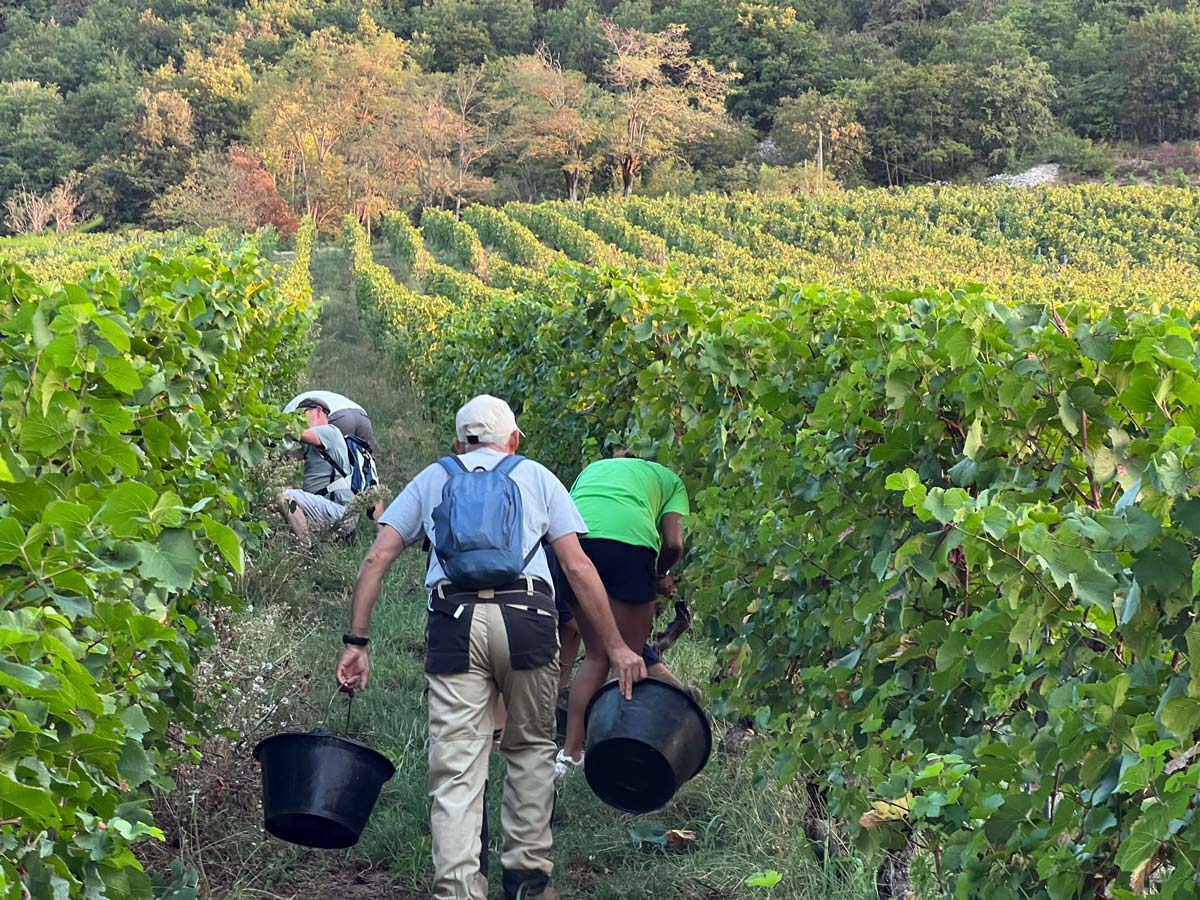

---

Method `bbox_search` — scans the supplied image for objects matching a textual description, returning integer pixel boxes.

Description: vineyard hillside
[5,182,1200,899]
[377,186,1200,309]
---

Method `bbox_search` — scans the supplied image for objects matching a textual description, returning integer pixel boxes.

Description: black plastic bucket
[253,696,395,848]
[583,678,712,814]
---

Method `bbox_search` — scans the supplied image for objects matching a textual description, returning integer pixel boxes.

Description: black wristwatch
[342,633,369,647]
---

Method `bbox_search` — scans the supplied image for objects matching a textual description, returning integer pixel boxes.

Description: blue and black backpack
[318,433,379,496]
[431,454,537,589]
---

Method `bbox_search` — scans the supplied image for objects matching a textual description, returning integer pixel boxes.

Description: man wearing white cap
[335,395,646,900]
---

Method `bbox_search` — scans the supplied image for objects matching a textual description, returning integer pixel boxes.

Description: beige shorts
[283,489,355,531]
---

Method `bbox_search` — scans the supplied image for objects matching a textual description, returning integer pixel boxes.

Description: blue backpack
[431,454,536,590]
[344,435,379,493]
[318,433,379,496]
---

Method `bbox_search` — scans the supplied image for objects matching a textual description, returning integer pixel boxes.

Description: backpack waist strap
[431,577,555,617]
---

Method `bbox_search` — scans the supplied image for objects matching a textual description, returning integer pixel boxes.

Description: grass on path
[158,248,882,900]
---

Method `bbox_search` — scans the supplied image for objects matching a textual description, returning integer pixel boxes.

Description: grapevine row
[0,222,316,899]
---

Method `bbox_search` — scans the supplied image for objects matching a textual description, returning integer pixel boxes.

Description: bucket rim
[584,677,713,775]
[252,729,397,780]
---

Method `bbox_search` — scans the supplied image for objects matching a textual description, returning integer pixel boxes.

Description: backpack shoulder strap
[437,455,468,477]
[501,456,538,569]
[494,454,526,476]
[314,443,347,479]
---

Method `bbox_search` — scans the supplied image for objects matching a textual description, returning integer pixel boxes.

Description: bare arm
[299,427,323,447]
[656,512,684,576]
[349,525,407,636]
[336,525,406,691]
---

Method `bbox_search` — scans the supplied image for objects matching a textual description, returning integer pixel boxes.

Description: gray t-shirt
[302,424,352,504]
[379,448,587,591]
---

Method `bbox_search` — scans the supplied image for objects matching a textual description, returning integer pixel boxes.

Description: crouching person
[335,395,645,900]
[278,396,356,543]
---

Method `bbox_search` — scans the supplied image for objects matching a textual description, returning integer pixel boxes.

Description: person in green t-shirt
[555,452,689,776]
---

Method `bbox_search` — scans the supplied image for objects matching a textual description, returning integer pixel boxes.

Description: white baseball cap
[455,395,522,446]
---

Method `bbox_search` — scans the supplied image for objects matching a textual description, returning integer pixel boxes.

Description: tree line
[2,0,1200,233]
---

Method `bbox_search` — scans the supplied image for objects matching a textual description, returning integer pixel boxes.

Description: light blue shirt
[379,448,587,591]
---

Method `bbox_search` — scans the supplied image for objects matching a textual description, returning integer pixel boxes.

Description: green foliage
[0,81,79,198]
[361,187,1200,896]
[279,217,317,305]
[554,201,668,265]
[853,58,1056,181]
[0,232,184,283]
[4,0,1200,230]
[487,257,549,292]
[421,261,508,306]
[1037,129,1114,177]
[344,215,453,373]
[654,187,1200,308]
[419,207,488,277]
[407,0,535,71]
[381,210,430,276]
[684,0,829,128]
[0,225,315,898]
[460,204,558,270]
[504,203,622,266]
[768,91,868,182]
[538,0,611,80]
[1117,10,1200,144]
[622,196,750,263]
[746,870,784,889]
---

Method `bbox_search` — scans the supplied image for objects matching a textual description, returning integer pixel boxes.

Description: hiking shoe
[504,869,559,900]
[553,749,583,781]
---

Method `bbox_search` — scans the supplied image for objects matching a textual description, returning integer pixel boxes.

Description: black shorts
[560,538,657,606]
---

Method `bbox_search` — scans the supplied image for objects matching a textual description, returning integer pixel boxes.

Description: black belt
[430,577,555,617]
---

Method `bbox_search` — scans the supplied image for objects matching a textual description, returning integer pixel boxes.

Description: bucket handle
[322,687,355,735]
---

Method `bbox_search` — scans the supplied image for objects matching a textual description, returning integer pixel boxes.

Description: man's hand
[655,574,677,598]
[337,645,370,692]
[608,644,647,700]
[280,431,303,459]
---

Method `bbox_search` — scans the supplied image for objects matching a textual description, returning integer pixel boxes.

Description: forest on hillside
[3,0,1200,234]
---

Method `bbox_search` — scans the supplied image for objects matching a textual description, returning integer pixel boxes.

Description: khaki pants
[427,602,560,900]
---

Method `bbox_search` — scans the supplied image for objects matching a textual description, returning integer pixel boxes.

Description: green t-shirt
[569,458,689,554]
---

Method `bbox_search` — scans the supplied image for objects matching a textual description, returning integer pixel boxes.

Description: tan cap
[455,394,521,446]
